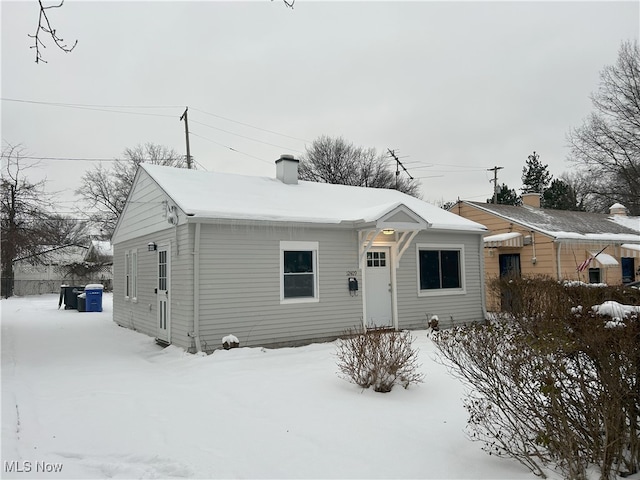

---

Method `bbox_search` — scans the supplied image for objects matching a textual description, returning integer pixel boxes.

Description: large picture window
[280,241,319,303]
[417,244,465,295]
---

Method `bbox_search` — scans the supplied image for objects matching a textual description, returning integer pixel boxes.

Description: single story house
[111,155,488,353]
[450,194,640,310]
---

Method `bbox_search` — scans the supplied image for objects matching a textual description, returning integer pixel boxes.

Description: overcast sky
[2,1,639,216]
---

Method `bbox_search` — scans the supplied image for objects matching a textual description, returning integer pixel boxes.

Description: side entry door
[157,245,171,343]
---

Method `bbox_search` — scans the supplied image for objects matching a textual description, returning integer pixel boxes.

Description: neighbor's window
[280,241,319,303]
[417,244,465,295]
[588,268,601,284]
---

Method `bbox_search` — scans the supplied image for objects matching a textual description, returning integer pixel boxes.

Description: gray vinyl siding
[396,230,484,330]
[113,225,194,350]
[197,223,363,349]
[112,170,180,244]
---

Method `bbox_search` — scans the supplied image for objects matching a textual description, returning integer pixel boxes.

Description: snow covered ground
[2,293,549,479]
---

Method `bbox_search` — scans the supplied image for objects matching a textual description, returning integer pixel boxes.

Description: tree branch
[28,0,77,64]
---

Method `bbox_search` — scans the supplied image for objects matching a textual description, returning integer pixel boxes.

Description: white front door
[364,248,393,328]
[157,245,171,343]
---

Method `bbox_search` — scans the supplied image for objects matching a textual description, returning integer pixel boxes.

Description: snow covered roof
[464,201,640,243]
[141,164,486,232]
[85,240,113,261]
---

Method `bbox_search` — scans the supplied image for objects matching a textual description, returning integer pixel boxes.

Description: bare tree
[76,143,187,237]
[299,136,421,197]
[568,40,640,215]
[29,0,77,64]
[1,143,87,297]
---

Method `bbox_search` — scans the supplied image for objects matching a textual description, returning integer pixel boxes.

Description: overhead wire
[190,107,311,144]
[189,131,272,165]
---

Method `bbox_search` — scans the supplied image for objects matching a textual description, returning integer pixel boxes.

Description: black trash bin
[58,285,85,310]
[77,293,86,312]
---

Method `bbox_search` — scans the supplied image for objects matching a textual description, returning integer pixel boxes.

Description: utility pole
[487,165,504,204]
[180,107,192,169]
[387,149,413,190]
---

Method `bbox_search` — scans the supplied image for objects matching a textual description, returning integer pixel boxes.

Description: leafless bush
[434,278,640,480]
[336,328,424,393]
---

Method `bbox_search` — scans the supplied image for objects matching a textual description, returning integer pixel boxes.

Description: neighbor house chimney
[275,154,299,185]
[609,203,628,217]
[522,193,541,208]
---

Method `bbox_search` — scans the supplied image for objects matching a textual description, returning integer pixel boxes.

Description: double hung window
[280,241,319,303]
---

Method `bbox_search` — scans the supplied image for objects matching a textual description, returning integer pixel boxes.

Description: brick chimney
[522,193,541,208]
[609,203,627,216]
[275,154,299,185]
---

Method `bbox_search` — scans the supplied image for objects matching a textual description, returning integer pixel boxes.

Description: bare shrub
[336,328,424,393]
[434,278,640,480]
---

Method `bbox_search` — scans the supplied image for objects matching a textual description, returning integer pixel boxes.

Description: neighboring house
[450,194,640,310]
[13,245,88,296]
[83,239,114,291]
[111,156,488,353]
[12,240,114,296]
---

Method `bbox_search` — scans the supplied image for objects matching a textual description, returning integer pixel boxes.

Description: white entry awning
[591,252,619,268]
[621,244,640,258]
[483,232,523,248]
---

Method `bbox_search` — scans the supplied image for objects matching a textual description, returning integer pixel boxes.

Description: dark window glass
[441,250,461,288]
[284,251,313,273]
[419,249,461,290]
[419,250,441,290]
[284,251,314,298]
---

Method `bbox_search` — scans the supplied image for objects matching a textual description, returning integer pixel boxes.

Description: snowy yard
[1,294,545,479]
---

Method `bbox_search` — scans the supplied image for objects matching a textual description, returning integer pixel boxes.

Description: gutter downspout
[556,242,562,280]
[479,235,488,320]
[193,222,202,353]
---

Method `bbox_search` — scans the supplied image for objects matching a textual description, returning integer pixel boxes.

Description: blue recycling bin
[84,284,104,312]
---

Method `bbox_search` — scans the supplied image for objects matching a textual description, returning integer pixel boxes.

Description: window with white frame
[125,252,131,298]
[417,244,465,295]
[125,249,138,300]
[280,241,319,303]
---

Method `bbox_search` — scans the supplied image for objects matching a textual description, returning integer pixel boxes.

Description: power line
[189,132,272,165]
[190,107,311,144]
[190,118,304,154]
[1,98,178,118]
[14,155,118,162]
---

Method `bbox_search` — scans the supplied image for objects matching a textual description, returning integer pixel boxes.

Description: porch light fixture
[148,242,157,252]
[382,229,395,235]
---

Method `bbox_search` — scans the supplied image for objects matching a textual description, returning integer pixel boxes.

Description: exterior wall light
[382,229,395,235]
[148,242,157,252]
